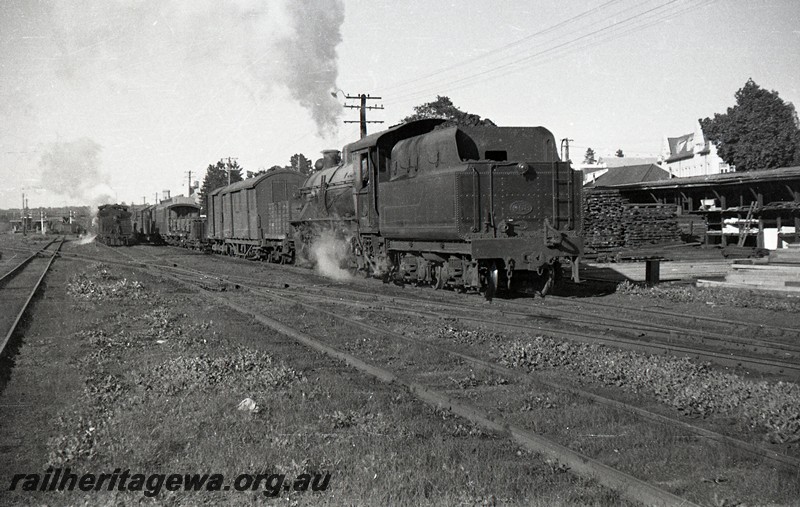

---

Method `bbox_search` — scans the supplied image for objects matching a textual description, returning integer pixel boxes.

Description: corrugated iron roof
[608,165,800,190]
[586,164,670,187]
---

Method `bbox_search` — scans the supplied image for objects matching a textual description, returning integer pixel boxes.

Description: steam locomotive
[293,119,582,296]
[113,119,584,297]
[96,204,136,246]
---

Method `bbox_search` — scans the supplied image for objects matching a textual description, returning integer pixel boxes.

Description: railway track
[0,238,63,359]
[62,246,800,378]
[60,249,800,472]
[139,264,698,506]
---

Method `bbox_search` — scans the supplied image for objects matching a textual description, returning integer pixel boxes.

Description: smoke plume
[43,0,345,137]
[310,229,353,282]
[276,0,345,137]
[38,138,115,208]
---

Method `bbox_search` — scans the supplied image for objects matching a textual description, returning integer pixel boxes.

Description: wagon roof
[164,202,200,211]
[214,169,305,195]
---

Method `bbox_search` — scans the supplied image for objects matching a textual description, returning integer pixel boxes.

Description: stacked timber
[697,244,800,293]
[623,204,682,247]
[582,189,626,253]
[767,243,800,264]
[583,190,682,254]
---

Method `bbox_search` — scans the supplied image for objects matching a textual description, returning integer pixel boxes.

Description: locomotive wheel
[484,262,499,301]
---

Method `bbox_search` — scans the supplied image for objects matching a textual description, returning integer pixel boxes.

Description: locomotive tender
[294,119,583,296]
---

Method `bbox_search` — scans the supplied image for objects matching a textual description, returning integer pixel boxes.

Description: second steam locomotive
[102,119,583,297]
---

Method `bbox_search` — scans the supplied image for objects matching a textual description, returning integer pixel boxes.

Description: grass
[2,261,633,506]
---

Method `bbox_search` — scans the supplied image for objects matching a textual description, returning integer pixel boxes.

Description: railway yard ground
[1,233,799,506]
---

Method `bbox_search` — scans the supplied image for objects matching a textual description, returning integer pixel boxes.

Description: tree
[198,158,243,214]
[583,148,596,164]
[403,95,496,127]
[290,153,312,175]
[615,149,624,158]
[700,79,800,171]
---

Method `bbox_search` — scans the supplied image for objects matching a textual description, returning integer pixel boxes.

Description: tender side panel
[379,168,461,240]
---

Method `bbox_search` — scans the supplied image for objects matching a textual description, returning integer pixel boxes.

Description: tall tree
[583,148,596,164]
[700,79,800,171]
[403,95,496,127]
[615,149,624,158]
[290,153,312,175]
[198,159,243,214]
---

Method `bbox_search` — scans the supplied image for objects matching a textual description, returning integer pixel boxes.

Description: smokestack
[321,149,341,169]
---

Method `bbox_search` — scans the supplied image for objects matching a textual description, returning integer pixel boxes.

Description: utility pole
[155,192,158,204]
[335,92,384,138]
[225,157,238,186]
[21,192,26,236]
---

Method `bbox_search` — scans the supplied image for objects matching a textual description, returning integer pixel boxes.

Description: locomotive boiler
[293,119,583,297]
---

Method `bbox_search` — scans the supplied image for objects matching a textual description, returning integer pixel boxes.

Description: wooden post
[645,259,660,285]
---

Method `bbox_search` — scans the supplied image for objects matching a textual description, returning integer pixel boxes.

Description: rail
[0,239,63,359]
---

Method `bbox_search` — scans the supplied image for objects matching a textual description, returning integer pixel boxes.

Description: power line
[381,0,625,94]
[385,0,704,106]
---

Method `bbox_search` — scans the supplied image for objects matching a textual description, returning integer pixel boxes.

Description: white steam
[75,233,97,245]
[310,229,352,282]
[43,0,345,137]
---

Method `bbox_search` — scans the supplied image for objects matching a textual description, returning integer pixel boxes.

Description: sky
[1,0,799,209]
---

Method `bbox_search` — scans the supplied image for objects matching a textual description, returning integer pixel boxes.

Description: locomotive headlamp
[516,162,530,175]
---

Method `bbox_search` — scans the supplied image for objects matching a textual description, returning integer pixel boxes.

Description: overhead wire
[384,0,710,106]
[380,0,625,94]
[383,0,668,100]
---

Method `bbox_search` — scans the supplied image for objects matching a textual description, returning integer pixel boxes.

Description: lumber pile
[583,190,681,254]
[768,243,800,264]
[582,190,626,253]
[623,204,682,247]
[697,244,800,293]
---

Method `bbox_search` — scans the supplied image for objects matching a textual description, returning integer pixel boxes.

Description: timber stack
[583,189,682,254]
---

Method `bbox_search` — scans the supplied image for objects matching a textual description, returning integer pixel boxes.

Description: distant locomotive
[96,204,136,246]
[293,119,583,297]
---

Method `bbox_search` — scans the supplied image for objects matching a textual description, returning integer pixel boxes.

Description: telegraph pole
[21,192,26,236]
[336,92,384,138]
[225,157,238,185]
